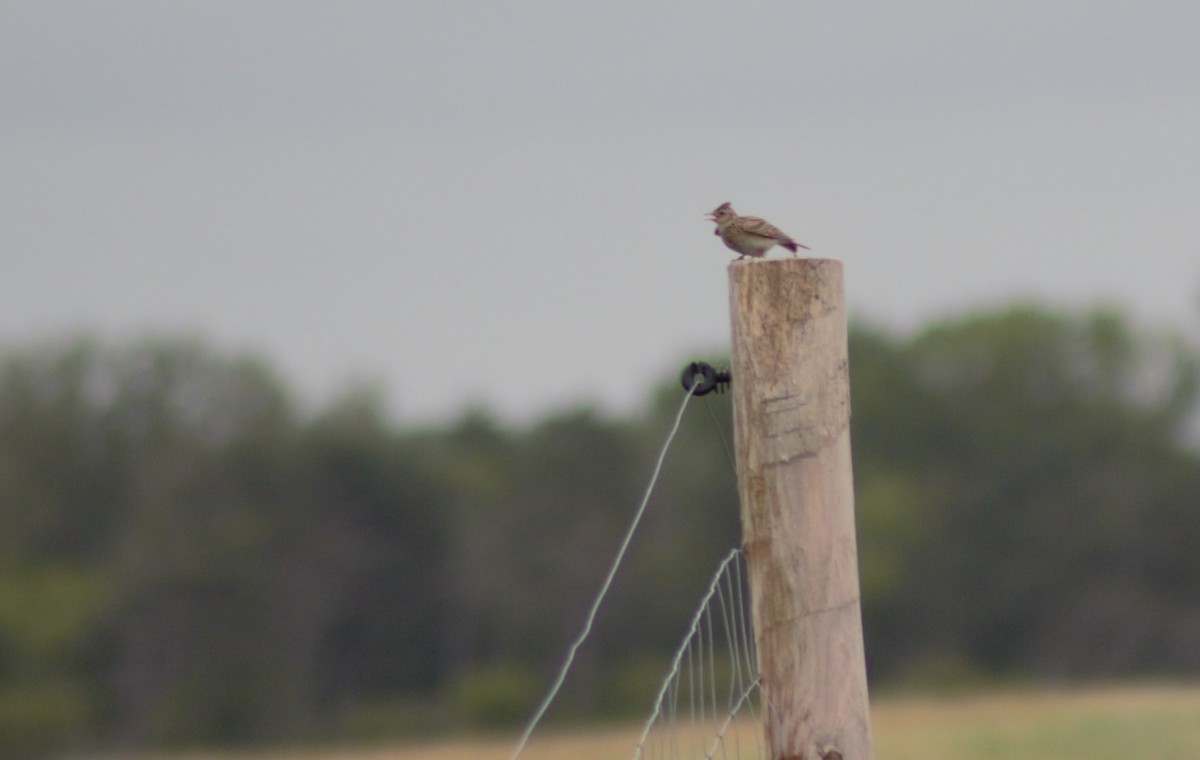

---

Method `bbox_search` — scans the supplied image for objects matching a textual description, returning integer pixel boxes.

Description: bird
[706,202,809,259]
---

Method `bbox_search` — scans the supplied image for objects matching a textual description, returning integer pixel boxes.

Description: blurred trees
[0,303,1198,755]
[851,306,1200,679]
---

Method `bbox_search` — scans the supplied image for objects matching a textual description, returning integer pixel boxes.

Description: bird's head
[705,202,735,226]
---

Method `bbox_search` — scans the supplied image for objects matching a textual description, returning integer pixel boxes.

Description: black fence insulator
[681,362,731,396]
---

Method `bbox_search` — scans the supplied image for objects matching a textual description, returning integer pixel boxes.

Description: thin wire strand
[632,548,744,760]
[646,549,763,760]
[704,676,762,760]
[703,395,736,475]
[509,383,699,760]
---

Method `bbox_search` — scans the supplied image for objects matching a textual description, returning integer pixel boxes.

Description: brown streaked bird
[706,202,810,259]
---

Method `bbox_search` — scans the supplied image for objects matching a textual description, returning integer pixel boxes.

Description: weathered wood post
[728,258,873,760]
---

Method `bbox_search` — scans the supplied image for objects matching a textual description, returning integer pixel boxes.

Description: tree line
[1,303,1198,756]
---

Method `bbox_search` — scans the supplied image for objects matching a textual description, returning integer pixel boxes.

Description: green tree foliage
[0,338,448,752]
[0,303,1197,754]
[851,305,1200,679]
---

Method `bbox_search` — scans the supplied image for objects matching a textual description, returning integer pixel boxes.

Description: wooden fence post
[728,258,873,760]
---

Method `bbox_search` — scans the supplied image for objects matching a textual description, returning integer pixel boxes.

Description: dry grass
[870,682,1200,760]
[143,682,1200,760]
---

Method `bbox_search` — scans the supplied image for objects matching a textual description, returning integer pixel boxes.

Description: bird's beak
[704,213,716,221]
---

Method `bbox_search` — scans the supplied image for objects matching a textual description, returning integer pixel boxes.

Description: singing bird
[706,202,809,259]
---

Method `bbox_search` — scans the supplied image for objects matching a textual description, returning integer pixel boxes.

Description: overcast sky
[3,2,1198,423]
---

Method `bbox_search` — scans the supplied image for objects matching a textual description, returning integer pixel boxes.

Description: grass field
[150,683,1200,760]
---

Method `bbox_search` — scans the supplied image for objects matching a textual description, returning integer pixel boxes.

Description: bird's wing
[735,215,788,240]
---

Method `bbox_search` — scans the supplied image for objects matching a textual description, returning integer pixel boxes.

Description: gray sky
[3,2,1198,423]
